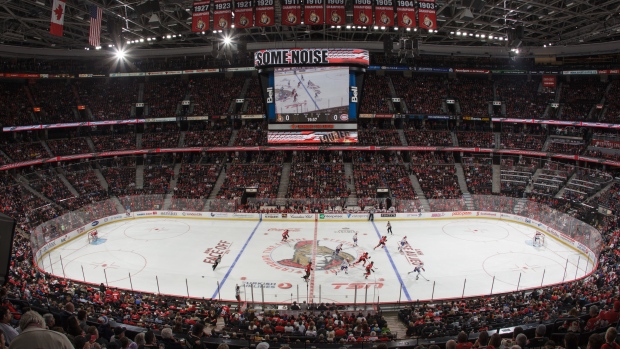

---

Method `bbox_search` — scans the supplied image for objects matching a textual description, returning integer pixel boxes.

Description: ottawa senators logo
[239,15,249,27]
[218,17,228,28]
[423,14,433,28]
[196,19,206,31]
[308,10,320,24]
[330,10,342,24]
[358,11,369,24]
[401,13,412,26]
[275,240,355,271]
[260,12,271,25]
[380,12,391,25]
[285,11,297,24]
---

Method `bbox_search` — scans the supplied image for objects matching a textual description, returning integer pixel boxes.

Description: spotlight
[115,49,125,59]
[223,36,232,45]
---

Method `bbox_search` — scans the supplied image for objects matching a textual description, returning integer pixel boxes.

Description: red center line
[309,215,318,301]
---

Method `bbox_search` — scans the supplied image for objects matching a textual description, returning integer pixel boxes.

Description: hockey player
[235,284,241,302]
[335,259,349,275]
[534,231,543,246]
[364,261,375,279]
[333,243,343,257]
[386,221,393,235]
[374,235,387,250]
[354,252,370,266]
[398,236,408,252]
[408,263,426,280]
[352,232,358,247]
[302,262,313,282]
[212,254,222,271]
[282,230,289,242]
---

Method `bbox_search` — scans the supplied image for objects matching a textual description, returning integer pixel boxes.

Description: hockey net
[533,233,546,247]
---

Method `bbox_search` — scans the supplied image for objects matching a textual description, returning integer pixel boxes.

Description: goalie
[88,230,98,243]
[534,231,544,247]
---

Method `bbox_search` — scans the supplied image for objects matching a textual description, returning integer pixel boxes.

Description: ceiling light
[139,39,144,42]
[115,49,125,60]
[374,26,379,30]
[223,36,232,45]
[166,35,171,39]
[481,34,485,38]
[406,28,411,31]
[346,25,351,29]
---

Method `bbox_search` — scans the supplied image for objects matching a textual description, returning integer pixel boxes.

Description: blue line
[211,215,263,298]
[371,221,411,301]
[294,74,320,111]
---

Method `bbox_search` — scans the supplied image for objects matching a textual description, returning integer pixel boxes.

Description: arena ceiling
[0,0,620,53]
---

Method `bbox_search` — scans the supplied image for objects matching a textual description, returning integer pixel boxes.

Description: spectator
[10,310,73,349]
[160,327,183,349]
[0,306,18,345]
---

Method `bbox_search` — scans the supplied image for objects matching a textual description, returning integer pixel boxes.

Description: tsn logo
[332,282,383,289]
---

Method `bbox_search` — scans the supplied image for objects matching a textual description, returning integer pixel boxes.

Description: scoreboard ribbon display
[254,48,370,67]
[255,0,275,26]
[326,0,345,26]
[353,0,372,26]
[304,0,325,25]
[418,0,437,30]
[191,1,210,32]
[213,0,233,29]
[374,0,394,26]
[396,0,416,28]
[281,0,302,25]
[234,0,253,28]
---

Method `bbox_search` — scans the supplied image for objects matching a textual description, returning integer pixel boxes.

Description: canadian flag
[50,0,66,37]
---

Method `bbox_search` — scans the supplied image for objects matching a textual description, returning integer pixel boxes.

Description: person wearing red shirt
[374,236,387,250]
[364,262,375,279]
[456,331,473,349]
[282,230,289,242]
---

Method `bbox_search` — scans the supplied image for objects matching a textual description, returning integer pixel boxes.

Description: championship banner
[396,0,416,28]
[255,0,275,26]
[213,0,233,29]
[353,0,373,26]
[304,0,325,25]
[417,0,436,30]
[281,0,302,25]
[254,48,370,67]
[234,0,253,28]
[326,0,345,25]
[542,75,557,88]
[191,1,211,32]
[374,0,394,26]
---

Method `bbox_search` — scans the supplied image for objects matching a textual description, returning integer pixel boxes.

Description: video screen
[267,131,358,144]
[274,66,350,122]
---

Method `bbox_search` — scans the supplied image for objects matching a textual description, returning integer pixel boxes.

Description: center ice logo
[265,240,355,271]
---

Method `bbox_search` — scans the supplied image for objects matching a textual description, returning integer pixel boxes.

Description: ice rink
[38,217,593,305]
[274,67,349,114]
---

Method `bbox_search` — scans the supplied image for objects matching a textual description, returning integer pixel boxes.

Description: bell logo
[351,86,358,103]
[266,87,274,103]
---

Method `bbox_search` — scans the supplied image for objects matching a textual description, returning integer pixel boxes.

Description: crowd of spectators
[495,76,552,119]
[0,82,35,127]
[1,139,49,162]
[26,169,75,205]
[601,80,620,123]
[141,124,180,149]
[462,157,493,195]
[233,121,268,146]
[357,121,401,146]
[559,77,606,121]
[352,153,417,209]
[91,131,137,153]
[28,80,80,124]
[409,152,462,210]
[391,75,447,115]
[171,158,225,210]
[47,137,91,156]
[142,78,188,119]
[244,77,264,114]
[447,76,493,117]
[547,140,587,155]
[188,75,246,116]
[142,164,174,195]
[499,125,546,151]
[184,122,233,147]
[404,126,453,147]
[456,131,495,148]
[359,74,392,114]
[217,158,283,201]
[75,78,138,120]
[287,152,348,200]
[100,157,138,196]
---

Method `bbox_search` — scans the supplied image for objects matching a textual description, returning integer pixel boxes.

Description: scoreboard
[256,48,368,144]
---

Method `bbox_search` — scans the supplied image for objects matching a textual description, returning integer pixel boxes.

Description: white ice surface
[40,218,592,304]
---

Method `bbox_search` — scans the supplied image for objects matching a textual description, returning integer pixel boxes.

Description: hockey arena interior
[2,1,620,349]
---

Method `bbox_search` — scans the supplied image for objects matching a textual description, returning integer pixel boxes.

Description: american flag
[89,5,102,47]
